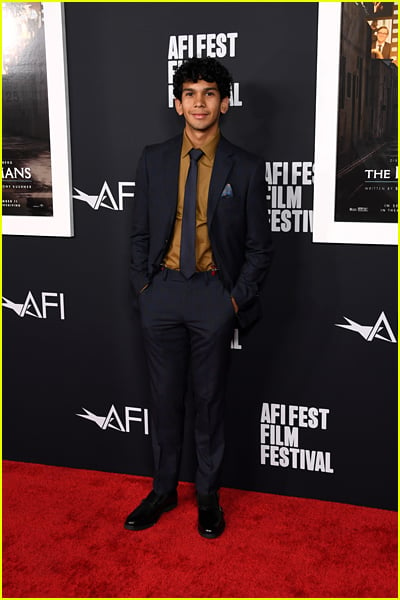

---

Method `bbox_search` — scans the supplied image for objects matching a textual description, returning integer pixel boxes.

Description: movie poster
[313,2,397,245]
[2,2,73,237]
[3,2,52,217]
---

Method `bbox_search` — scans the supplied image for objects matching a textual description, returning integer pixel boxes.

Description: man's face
[377,28,389,43]
[174,80,229,134]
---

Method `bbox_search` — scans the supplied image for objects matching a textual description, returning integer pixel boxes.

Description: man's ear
[174,98,183,116]
[220,97,230,115]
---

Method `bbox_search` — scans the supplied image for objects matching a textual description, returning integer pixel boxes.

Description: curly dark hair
[173,57,233,100]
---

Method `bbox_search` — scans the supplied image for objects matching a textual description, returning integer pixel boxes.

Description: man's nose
[194,94,205,106]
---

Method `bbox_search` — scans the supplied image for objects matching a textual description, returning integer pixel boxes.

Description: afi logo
[76,405,149,435]
[335,311,396,343]
[3,291,65,320]
[73,181,135,211]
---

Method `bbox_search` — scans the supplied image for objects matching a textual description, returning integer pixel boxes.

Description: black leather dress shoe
[124,490,178,531]
[197,492,225,539]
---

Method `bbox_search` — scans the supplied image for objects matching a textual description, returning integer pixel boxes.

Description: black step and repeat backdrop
[3,3,397,510]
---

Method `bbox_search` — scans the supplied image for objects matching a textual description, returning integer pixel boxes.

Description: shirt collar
[182,129,221,161]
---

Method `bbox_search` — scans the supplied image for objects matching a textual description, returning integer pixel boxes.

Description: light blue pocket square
[221,183,233,198]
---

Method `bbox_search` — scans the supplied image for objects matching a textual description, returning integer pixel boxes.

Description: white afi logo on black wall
[335,311,396,343]
[73,181,135,211]
[3,291,65,320]
[77,405,149,435]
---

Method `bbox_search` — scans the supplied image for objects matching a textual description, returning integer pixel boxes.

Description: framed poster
[2,2,73,236]
[313,2,397,245]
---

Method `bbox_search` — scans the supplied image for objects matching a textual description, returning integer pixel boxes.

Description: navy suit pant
[138,268,236,495]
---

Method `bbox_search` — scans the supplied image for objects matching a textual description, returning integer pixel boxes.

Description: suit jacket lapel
[162,134,182,225]
[208,136,234,227]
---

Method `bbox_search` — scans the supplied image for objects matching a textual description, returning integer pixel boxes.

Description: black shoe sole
[124,501,178,531]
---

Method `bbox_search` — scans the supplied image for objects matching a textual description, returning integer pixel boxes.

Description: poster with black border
[2,2,73,237]
[313,2,397,245]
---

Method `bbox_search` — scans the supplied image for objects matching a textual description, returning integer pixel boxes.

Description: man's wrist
[139,283,150,294]
[231,296,239,314]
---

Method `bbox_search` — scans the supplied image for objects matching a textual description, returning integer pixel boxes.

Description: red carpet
[2,460,397,598]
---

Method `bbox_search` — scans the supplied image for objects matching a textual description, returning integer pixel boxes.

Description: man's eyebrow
[182,86,218,92]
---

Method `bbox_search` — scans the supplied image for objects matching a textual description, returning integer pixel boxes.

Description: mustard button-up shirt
[163,130,219,271]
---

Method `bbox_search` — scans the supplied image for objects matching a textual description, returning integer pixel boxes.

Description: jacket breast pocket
[217,190,244,223]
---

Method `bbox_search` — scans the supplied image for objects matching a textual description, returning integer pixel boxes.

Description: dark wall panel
[3,3,397,510]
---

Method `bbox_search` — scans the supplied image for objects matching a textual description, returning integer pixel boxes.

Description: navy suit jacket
[131,133,273,328]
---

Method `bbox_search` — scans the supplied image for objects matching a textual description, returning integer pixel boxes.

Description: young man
[126,57,273,538]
